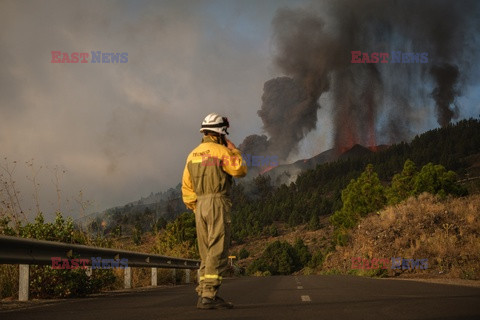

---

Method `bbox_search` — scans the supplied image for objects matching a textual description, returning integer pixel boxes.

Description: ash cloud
[430,64,460,127]
[259,76,320,159]
[240,8,335,160]
[242,0,480,158]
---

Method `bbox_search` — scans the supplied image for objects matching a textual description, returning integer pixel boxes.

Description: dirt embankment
[323,193,480,281]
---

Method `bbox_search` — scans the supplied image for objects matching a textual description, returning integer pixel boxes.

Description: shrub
[0,212,119,299]
[154,212,198,259]
[308,250,328,269]
[238,247,250,260]
[294,239,311,267]
[247,240,303,275]
[413,162,467,197]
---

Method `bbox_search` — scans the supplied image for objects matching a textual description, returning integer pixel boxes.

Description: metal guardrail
[0,235,200,301]
[0,235,200,269]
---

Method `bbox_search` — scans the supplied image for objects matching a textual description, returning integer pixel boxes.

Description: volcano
[257,144,388,185]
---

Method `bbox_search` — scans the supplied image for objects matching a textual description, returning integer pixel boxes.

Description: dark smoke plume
[240,8,335,160]
[239,134,270,156]
[430,64,460,127]
[241,0,479,159]
[258,77,320,159]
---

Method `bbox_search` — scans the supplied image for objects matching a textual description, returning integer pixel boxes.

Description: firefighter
[182,113,247,309]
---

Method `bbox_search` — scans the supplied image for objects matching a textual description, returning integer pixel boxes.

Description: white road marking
[301,295,311,302]
[297,286,303,290]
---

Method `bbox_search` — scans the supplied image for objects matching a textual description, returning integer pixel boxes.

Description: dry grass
[0,265,19,299]
[109,233,195,288]
[322,193,480,280]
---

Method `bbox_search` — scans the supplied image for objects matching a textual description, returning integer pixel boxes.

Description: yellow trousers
[194,194,231,298]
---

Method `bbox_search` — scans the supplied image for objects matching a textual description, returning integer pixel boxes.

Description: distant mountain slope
[262,144,380,186]
[82,184,184,235]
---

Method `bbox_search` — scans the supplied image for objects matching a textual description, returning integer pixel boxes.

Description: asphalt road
[1,275,479,320]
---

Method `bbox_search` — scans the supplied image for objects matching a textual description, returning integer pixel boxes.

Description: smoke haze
[0,0,282,218]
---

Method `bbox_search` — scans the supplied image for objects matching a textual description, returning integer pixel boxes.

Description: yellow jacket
[182,136,247,210]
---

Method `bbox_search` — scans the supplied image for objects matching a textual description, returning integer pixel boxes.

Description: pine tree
[386,159,417,205]
[330,164,386,229]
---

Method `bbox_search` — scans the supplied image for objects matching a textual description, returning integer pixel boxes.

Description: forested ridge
[230,118,480,242]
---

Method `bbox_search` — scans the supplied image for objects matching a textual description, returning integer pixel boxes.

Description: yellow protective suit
[182,135,247,298]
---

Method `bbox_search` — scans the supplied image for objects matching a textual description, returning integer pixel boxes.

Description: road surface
[1,275,479,319]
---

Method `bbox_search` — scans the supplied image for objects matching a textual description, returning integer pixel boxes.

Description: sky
[0,0,310,220]
[1,0,479,221]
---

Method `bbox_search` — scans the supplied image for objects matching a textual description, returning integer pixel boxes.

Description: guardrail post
[151,268,157,286]
[85,266,92,277]
[185,269,190,284]
[124,267,132,289]
[172,269,176,285]
[19,264,29,301]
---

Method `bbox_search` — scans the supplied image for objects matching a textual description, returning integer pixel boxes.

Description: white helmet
[200,113,229,135]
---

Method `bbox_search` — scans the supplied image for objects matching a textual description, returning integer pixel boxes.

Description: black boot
[197,296,234,309]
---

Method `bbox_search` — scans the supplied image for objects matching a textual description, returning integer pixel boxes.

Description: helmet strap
[220,134,227,147]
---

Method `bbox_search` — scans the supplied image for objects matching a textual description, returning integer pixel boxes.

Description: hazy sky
[1,0,479,220]
[0,0,311,220]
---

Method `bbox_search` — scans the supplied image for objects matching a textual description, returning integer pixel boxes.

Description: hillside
[322,193,480,280]
[229,193,480,281]
[81,184,185,236]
